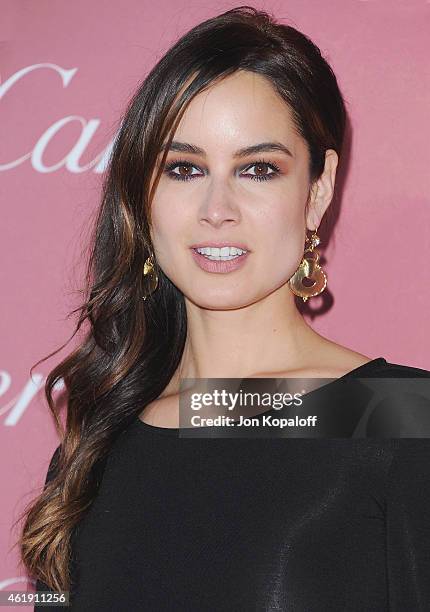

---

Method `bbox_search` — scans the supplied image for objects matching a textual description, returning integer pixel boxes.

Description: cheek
[254,196,304,252]
[150,195,181,246]
[248,196,306,285]
[149,199,192,274]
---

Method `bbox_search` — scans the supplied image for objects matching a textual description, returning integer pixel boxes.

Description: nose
[198,179,241,229]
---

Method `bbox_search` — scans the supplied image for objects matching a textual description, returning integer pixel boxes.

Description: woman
[17,6,430,610]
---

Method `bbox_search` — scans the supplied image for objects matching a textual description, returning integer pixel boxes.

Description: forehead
[170,70,301,155]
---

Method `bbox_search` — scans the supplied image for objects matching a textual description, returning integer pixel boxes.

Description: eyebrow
[160,140,293,159]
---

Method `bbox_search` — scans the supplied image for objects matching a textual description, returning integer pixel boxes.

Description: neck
[173,284,324,383]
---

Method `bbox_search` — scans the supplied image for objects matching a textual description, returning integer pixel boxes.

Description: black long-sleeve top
[34,357,430,611]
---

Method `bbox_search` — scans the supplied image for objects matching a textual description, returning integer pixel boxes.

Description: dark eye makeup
[163,158,282,182]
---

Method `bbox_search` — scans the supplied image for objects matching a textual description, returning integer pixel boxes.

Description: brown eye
[177,164,193,178]
[164,158,281,182]
[164,160,203,181]
[255,163,271,177]
[241,160,281,181]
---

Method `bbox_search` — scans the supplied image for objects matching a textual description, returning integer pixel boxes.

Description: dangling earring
[288,229,327,302]
[142,254,159,301]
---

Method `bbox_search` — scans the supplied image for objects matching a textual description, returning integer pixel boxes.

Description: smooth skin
[141,70,372,427]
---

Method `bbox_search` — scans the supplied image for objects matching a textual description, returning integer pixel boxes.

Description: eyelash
[164,158,282,182]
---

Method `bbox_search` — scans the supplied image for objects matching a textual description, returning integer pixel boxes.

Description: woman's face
[149,70,335,309]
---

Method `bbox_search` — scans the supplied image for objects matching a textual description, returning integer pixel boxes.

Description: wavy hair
[15,5,347,592]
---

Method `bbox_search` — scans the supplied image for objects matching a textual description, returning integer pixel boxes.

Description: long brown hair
[15,5,347,592]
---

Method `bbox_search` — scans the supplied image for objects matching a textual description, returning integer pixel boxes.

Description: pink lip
[190,241,250,251]
[190,247,250,274]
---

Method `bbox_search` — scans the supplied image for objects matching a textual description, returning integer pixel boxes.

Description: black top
[34,357,430,611]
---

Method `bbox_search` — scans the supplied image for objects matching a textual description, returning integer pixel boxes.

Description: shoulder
[363,358,430,438]
[375,359,430,377]
[138,394,180,427]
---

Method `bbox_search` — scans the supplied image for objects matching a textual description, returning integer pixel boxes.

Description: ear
[306,149,339,231]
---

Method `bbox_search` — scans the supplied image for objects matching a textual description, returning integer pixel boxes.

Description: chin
[184,289,260,310]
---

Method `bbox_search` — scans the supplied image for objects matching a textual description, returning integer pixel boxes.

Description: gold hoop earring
[142,254,159,301]
[288,229,327,302]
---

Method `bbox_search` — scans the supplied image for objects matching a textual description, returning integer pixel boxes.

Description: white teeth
[195,246,247,260]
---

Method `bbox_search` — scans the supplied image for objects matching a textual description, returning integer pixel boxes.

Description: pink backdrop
[1,0,429,600]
